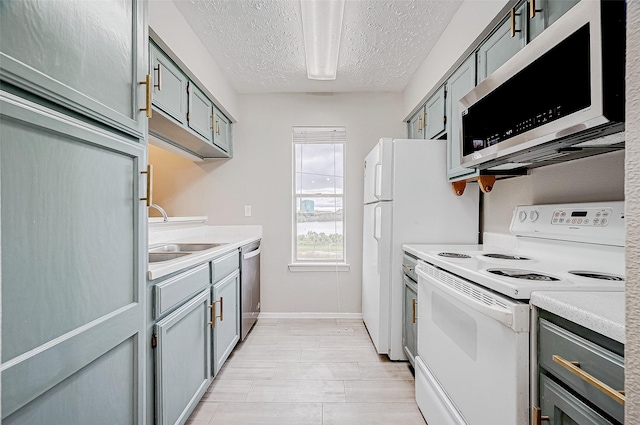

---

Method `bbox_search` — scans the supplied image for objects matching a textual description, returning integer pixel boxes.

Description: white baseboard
[257,312,362,320]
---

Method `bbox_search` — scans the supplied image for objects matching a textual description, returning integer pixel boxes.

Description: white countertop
[530,291,625,343]
[148,221,262,280]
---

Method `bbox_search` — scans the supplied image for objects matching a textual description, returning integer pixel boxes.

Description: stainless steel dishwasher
[240,241,261,340]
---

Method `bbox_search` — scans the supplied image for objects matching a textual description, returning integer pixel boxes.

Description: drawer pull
[412,298,417,324]
[402,264,414,274]
[552,354,626,405]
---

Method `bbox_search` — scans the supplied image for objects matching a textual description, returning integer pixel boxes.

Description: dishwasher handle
[243,247,261,260]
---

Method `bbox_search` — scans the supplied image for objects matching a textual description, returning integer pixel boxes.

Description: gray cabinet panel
[539,374,614,425]
[408,107,425,139]
[477,2,526,83]
[0,0,147,138]
[211,250,240,285]
[425,85,446,139]
[4,337,137,425]
[446,55,479,181]
[213,105,231,153]
[212,270,240,376]
[187,82,213,141]
[155,289,211,425]
[1,93,145,422]
[402,276,418,367]
[529,0,581,41]
[154,263,210,319]
[151,42,188,125]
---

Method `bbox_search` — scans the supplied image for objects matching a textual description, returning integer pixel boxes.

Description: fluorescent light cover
[300,0,345,80]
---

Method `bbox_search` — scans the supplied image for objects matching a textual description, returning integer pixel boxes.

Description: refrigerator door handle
[374,162,382,200]
[374,205,382,241]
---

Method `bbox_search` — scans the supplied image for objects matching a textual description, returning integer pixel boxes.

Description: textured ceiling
[173,0,463,93]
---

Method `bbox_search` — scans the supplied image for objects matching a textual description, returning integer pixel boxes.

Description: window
[292,127,345,264]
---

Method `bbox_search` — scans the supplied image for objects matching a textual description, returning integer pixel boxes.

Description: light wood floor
[186,318,427,425]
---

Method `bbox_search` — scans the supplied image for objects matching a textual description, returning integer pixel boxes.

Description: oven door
[416,261,530,425]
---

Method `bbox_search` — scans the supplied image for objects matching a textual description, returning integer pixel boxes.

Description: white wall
[402,0,510,119]
[150,92,405,315]
[482,150,625,234]
[625,1,640,421]
[148,0,239,121]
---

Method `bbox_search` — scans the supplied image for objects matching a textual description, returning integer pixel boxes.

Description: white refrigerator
[362,138,479,360]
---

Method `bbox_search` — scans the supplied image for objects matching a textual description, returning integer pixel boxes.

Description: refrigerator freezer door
[362,201,392,354]
[363,139,393,204]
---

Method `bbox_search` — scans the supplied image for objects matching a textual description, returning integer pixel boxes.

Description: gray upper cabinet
[187,82,213,141]
[1,93,146,424]
[212,105,231,153]
[155,289,211,425]
[446,55,479,181]
[424,85,447,139]
[0,0,148,139]
[408,106,426,139]
[212,270,240,376]
[477,1,526,83]
[151,42,188,125]
[528,0,581,41]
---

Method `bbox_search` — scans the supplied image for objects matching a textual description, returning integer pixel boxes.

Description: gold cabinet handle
[218,296,224,321]
[211,114,215,131]
[209,301,216,328]
[402,264,414,274]
[532,407,549,424]
[418,116,423,133]
[139,74,152,118]
[412,299,417,324]
[552,355,626,405]
[140,164,153,206]
[154,64,162,91]
[529,0,542,18]
[510,8,521,37]
[216,120,221,136]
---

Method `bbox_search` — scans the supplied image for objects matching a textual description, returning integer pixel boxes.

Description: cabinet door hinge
[444,87,448,98]
[151,334,158,348]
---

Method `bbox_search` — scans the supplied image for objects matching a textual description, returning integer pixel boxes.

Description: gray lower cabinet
[155,289,211,425]
[402,276,418,367]
[151,41,188,125]
[424,85,446,139]
[446,54,479,181]
[1,92,146,424]
[476,1,526,83]
[0,0,148,138]
[212,270,241,376]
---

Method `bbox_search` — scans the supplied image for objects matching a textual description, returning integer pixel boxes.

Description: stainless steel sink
[149,243,227,253]
[149,252,191,263]
[148,243,229,263]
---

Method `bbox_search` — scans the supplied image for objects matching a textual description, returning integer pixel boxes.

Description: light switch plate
[244,205,252,217]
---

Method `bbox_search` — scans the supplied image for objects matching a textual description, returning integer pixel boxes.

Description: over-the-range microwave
[459,0,625,171]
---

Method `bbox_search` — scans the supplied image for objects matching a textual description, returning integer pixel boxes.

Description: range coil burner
[488,269,560,281]
[483,254,532,261]
[569,271,624,281]
[438,252,472,259]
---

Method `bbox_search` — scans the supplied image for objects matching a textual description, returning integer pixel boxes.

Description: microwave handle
[417,268,514,328]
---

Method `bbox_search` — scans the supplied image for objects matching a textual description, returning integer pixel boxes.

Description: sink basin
[149,243,227,253]
[149,252,191,263]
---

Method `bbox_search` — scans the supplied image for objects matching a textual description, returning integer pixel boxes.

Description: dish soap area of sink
[148,243,228,263]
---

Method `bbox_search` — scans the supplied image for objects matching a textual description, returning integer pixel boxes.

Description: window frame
[290,126,347,267]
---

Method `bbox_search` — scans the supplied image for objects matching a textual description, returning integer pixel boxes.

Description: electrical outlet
[244,205,252,217]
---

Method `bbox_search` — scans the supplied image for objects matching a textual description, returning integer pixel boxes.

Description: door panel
[408,107,425,139]
[0,0,147,137]
[0,93,145,422]
[187,82,213,141]
[425,86,446,139]
[403,277,418,367]
[213,106,230,152]
[151,42,188,124]
[213,271,240,376]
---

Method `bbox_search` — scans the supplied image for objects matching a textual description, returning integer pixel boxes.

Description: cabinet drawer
[211,250,240,284]
[154,263,210,319]
[539,319,624,423]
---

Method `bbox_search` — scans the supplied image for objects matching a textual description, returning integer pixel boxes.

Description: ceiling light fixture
[300,0,345,80]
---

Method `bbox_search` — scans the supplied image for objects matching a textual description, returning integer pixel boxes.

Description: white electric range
[404,201,625,425]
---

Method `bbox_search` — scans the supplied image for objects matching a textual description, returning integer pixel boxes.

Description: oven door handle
[417,268,514,328]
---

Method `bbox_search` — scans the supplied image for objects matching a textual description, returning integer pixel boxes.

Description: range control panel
[510,202,625,246]
[550,207,613,227]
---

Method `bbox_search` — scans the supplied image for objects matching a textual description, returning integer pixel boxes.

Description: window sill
[288,263,351,272]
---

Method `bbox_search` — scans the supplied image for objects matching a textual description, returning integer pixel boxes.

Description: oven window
[462,24,591,156]
[432,292,478,360]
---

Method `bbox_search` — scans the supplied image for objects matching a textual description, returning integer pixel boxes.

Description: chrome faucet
[150,203,168,222]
